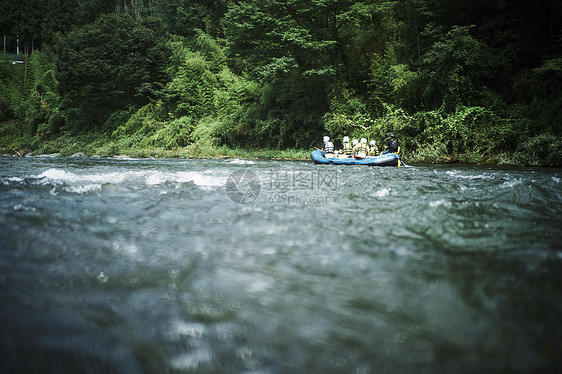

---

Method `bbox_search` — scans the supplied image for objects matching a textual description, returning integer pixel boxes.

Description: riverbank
[0,124,310,160]
[1,121,560,166]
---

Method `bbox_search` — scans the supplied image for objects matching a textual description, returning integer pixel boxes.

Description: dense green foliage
[56,14,170,131]
[1,0,561,165]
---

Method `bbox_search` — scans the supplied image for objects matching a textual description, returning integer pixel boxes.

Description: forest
[0,0,561,165]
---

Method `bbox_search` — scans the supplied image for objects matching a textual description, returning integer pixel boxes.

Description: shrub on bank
[508,134,562,167]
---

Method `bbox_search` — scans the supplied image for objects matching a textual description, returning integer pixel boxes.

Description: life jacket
[369,146,378,156]
[341,142,353,155]
[323,141,334,153]
[388,139,399,153]
[356,143,368,155]
[354,143,369,159]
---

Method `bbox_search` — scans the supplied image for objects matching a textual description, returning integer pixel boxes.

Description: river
[0,156,561,373]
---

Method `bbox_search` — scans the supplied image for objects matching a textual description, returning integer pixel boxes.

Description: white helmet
[369,140,376,146]
[360,138,367,144]
[352,139,358,146]
[323,136,330,142]
[343,136,350,143]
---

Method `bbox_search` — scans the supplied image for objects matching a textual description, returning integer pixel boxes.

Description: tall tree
[2,0,45,53]
[56,13,171,131]
[156,0,228,38]
[42,0,79,46]
[222,0,402,146]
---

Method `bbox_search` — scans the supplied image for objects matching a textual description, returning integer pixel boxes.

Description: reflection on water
[0,156,561,373]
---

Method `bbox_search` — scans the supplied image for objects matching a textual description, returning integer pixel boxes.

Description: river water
[0,156,561,373]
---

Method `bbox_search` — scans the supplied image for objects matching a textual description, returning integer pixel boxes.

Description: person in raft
[351,139,359,156]
[353,138,370,159]
[339,136,353,157]
[384,133,400,154]
[322,136,335,158]
[368,140,379,156]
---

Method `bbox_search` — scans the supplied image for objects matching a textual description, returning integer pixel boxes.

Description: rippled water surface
[1,156,561,373]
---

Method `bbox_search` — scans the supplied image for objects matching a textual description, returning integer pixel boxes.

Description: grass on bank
[0,124,310,160]
[1,121,560,166]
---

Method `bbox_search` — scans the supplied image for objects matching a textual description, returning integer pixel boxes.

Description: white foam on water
[429,199,452,208]
[112,240,138,255]
[36,168,133,194]
[36,168,71,182]
[113,155,139,160]
[13,204,37,212]
[38,168,130,184]
[226,159,256,165]
[34,168,227,193]
[246,278,271,293]
[97,272,109,284]
[170,349,212,370]
[445,170,496,180]
[145,172,167,185]
[500,178,523,189]
[171,321,206,339]
[182,171,228,189]
[373,187,391,197]
[0,176,22,186]
[146,170,227,189]
[69,183,103,194]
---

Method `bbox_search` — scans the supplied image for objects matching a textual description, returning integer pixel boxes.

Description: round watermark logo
[225,170,261,204]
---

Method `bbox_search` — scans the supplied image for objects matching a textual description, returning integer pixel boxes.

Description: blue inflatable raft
[310,150,401,166]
